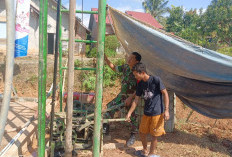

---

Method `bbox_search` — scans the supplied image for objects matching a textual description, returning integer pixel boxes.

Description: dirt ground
[97,97,232,157]
[0,55,232,157]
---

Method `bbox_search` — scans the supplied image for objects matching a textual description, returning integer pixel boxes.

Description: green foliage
[74,59,83,67]
[103,66,117,87]
[79,58,125,91]
[114,58,126,65]
[202,0,232,46]
[105,49,116,57]
[85,44,90,53]
[105,35,120,51]
[165,0,232,52]
[142,0,169,24]
[83,76,96,91]
[217,47,232,57]
[86,35,120,58]
[166,6,184,33]
[79,71,95,91]
[86,46,97,58]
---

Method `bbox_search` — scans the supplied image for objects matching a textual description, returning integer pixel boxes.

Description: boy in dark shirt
[126,63,170,157]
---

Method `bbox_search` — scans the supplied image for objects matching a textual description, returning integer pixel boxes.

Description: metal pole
[65,0,76,156]
[0,0,16,145]
[50,141,55,157]
[38,0,48,156]
[59,0,63,112]
[93,0,107,156]
[50,0,61,146]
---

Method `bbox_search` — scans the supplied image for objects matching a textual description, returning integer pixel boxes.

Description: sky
[62,0,213,28]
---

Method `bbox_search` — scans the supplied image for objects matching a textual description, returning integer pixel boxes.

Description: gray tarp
[109,7,232,119]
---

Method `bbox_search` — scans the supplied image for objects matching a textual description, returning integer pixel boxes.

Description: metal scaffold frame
[38,0,107,156]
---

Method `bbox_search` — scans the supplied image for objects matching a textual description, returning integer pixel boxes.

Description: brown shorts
[139,114,165,137]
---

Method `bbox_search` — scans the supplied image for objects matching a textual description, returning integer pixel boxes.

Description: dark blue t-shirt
[136,75,165,116]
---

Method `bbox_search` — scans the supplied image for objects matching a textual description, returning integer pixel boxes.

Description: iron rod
[77,102,124,121]
[55,103,124,120]
[61,39,97,43]
[61,9,98,14]
[50,0,61,146]
[59,0,63,112]
[77,118,126,132]
[62,67,96,71]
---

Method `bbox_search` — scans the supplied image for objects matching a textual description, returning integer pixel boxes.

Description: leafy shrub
[114,58,125,65]
[83,75,96,91]
[86,35,120,58]
[105,35,120,51]
[74,59,83,67]
[86,47,97,58]
[103,66,117,87]
[105,49,116,57]
[79,58,125,91]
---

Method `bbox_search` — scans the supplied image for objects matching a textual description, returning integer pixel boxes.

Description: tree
[165,6,184,33]
[165,6,211,48]
[165,0,231,53]
[203,0,232,46]
[142,0,169,24]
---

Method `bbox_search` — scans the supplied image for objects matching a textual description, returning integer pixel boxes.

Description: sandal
[126,133,136,146]
[134,150,147,157]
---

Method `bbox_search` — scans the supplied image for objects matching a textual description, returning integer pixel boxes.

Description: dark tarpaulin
[109,7,232,119]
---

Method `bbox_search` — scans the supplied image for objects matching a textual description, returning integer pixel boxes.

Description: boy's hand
[125,113,131,122]
[164,110,170,121]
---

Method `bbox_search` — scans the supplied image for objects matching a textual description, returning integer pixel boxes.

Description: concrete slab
[0,100,51,156]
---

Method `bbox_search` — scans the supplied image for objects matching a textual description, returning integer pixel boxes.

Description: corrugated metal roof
[91,8,162,29]
[91,8,112,25]
[125,11,163,29]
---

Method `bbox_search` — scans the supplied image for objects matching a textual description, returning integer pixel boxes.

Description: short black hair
[132,52,141,62]
[132,62,147,73]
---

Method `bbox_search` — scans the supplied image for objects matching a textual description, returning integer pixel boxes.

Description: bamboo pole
[0,0,16,144]
[65,0,76,156]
